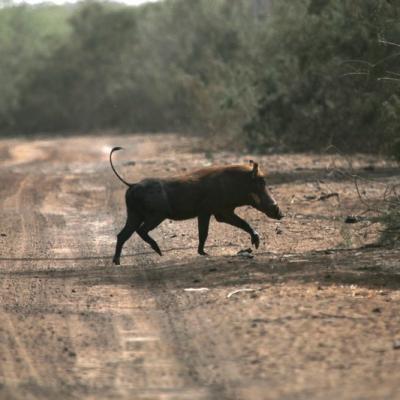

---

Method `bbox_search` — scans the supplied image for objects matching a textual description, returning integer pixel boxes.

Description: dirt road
[0,134,400,400]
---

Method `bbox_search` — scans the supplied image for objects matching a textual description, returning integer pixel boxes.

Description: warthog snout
[265,203,284,220]
[258,197,284,220]
[263,191,284,220]
[249,168,283,220]
[251,192,283,220]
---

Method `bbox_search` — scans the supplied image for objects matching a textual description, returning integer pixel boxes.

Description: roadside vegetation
[0,0,399,158]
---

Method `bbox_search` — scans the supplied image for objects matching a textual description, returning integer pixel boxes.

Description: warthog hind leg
[113,212,143,265]
[137,216,164,256]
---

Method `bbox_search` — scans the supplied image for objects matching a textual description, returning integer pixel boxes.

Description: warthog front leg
[214,210,260,249]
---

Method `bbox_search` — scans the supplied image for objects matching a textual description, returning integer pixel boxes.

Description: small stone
[345,215,360,224]
[237,248,254,258]
[304,194,317,201]
[184,288,209,293]
[393,340,400,350]
[324,250,335,254]
[237,248,253,254]
[372,307,382,313]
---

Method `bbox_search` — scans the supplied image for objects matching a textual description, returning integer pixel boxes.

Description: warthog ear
[249,160,258,178]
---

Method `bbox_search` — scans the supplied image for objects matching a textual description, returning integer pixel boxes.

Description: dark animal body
[110,147,283,265]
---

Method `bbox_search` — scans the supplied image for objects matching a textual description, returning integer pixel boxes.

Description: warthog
[110,147,283,265]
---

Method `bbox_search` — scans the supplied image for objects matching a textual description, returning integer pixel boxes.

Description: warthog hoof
[113,257,120,265]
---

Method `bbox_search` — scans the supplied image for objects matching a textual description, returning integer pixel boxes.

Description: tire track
[134,260,241,400]
[1,172,47,389]
[100,236,211,399]
[3,312,43,386]
[1,144,78,397]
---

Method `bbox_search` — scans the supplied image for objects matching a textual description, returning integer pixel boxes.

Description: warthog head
[248,161,284,220]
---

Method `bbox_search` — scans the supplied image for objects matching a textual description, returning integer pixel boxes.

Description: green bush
[246,0,400,153]
[0,4,70,132]
[0,0,399,156]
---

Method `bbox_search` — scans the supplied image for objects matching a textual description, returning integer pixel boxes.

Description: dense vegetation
[0,0,399,155]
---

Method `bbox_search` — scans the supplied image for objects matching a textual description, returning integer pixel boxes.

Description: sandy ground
[0,133,399,400]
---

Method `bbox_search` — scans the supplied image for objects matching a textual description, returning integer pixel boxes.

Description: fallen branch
[325,145,398,215]
[227,288,256,298]
[319,192,339,201]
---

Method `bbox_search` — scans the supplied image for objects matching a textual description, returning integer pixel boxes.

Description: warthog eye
[251,193,261,205]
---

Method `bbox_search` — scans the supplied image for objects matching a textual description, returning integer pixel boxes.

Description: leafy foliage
[0,0,399,156]
[0,4,71,132]
[247,0,400,153]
